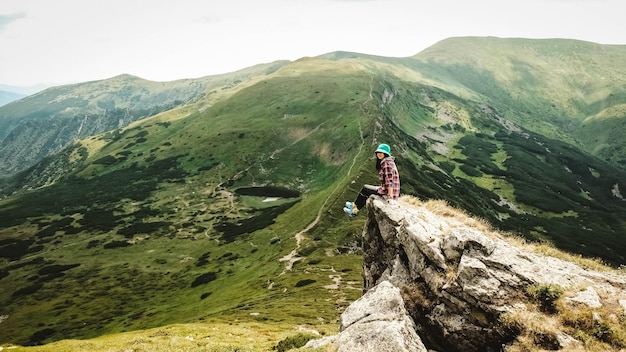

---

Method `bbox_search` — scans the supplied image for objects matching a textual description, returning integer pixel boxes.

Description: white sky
[1,0,624,87]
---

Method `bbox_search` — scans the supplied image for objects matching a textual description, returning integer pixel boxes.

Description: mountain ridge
[0,90,26,107]
[0,61,290,176]
[411,37,626,167]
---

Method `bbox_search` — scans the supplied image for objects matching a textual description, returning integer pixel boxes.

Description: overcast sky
[1,0,624,87]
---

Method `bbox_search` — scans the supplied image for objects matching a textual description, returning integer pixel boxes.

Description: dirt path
[278,77,375,275]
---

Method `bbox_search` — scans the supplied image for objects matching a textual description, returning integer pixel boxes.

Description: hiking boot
[343,202,359,217]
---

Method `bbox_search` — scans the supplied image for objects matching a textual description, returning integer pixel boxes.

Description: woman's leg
[354,185,379,210]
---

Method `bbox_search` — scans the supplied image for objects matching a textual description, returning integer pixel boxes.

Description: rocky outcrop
[310,197,626,351]
[305,281,427,352]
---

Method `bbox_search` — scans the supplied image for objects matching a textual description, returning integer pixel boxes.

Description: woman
[344,143,400,217]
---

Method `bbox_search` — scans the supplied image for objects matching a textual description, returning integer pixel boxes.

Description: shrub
[459,164,483,177]
[0,238,34,260]
[273,333,317,352]
[12,283,43,298]
[92,155,118,165]
[527,283,564,313]
[28,328,56,345]
[38,263,80,275]
[103,240,131,249]
[191,272,217,287]
[195,251,211,266]
[562,307,626,348]
[294,279,316,288]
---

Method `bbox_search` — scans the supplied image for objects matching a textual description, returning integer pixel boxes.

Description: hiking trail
[277,76,376,276]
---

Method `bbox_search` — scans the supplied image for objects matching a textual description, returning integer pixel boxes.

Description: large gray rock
[305,281,427,352]
[362,198,626,351]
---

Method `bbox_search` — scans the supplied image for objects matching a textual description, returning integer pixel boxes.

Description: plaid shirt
[378,157,400,200]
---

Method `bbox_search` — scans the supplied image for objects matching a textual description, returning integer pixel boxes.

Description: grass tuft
[272,333,318,352]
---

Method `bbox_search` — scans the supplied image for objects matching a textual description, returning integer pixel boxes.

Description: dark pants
[354,184,379,210]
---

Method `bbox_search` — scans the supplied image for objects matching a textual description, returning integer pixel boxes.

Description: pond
[234,186,300,198]
[214,186,302,242]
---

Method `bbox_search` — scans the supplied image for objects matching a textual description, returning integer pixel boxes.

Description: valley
[1,37,626,349]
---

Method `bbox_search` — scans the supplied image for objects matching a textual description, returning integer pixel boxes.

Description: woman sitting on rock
[344,143,400,217]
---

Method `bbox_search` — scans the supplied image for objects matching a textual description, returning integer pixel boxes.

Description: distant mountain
[413,37,626,169]
[1,37,625,346]
[0,90,25,107]
[0,74,197,174]
[0,83,51,96]
[0,62,288,175]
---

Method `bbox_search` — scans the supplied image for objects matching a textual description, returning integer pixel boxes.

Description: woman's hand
[382,195,396,205]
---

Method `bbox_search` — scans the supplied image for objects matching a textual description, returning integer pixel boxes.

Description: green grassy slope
[1,38,626,348]
[412,37,626,168]
[0,58,379,346]
[387,81,626,264]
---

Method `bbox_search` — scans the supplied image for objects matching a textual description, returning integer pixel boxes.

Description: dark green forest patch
[191,272,217,287]
[116,221,171,238]
[295,279,316,287]
[0,156,188,230]
[38,263,80,275]
[0,238,36,260]
[103,240,132,249]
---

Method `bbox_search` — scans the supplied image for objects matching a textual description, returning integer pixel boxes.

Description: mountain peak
[105,73,144,82]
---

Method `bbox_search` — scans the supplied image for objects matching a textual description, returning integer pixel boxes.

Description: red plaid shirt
[378,157,400,200]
